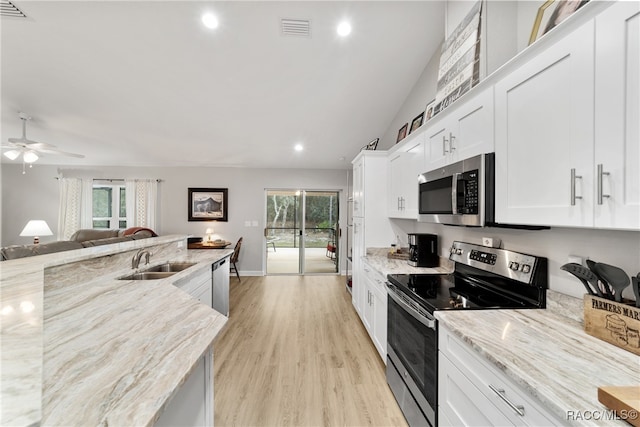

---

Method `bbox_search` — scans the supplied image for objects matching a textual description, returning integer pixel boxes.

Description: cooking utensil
[593,262,630,303]
[632,273,640,308]
[560,263,601,297]
[586,259,614,300]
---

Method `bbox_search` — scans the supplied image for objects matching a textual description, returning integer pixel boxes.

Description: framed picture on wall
[188,188,228,221]
[396,123,408,144]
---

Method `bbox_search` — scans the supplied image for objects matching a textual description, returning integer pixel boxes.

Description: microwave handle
[451,173,460,214]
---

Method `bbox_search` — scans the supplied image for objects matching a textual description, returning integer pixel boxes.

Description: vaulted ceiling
[1,1,444,169]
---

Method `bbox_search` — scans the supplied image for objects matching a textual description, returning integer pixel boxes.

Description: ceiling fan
[2,112,85,171]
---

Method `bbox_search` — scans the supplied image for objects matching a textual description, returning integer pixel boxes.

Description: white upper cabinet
[594,1,640,230]
[388,135,425,219]
[494,1,639,231]
[494,21,596,228]
[424,86,494,171]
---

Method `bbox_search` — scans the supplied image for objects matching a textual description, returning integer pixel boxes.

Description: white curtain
[125,179,158,230]
[58,177,93,240]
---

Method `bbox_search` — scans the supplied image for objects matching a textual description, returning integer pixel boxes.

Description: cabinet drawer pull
[449,132,456,151]
[597,164,610,205]
[443,135,449,155]
[570,168,582,206]
[489,384,525,416]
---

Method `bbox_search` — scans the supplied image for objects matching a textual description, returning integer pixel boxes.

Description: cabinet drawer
[439,326,559,426]
[362,262,386,294]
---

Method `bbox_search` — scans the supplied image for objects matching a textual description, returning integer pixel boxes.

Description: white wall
[1,163,349,275]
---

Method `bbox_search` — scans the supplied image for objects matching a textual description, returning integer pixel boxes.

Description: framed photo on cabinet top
[425,99,436,122]
[396,123,408,143]
[529,0,590,45]
[409,112,425,134]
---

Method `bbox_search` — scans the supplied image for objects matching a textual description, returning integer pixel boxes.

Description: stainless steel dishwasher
[212,257,230,316]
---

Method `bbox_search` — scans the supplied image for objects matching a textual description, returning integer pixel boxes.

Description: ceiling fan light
[23,151,39,163]
[3,150,20,160]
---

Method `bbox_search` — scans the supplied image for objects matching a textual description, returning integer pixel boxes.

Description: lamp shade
[20,220,53,244]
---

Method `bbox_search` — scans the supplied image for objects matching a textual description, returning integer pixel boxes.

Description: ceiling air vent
[1,0,26,17]
[281,18,310,37]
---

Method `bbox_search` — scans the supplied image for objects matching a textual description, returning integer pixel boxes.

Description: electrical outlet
[482,237,501,248]
[177,241,184,248]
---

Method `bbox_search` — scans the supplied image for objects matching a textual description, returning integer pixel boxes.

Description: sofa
[1,227,158,261]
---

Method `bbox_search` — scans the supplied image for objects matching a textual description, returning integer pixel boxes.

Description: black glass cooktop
[386,273,531,313]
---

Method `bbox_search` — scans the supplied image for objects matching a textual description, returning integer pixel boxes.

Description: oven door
[386,285,437,426]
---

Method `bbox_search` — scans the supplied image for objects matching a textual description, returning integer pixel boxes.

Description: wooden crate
[584,295,640,356]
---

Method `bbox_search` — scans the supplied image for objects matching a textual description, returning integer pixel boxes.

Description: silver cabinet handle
[443,135,449,155]
[597,164,610,205]
[489,385,525,416]
[449,132,456,151]
[570,168,582,206]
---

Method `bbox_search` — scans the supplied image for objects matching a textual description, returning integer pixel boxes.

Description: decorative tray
[188,241,231,249]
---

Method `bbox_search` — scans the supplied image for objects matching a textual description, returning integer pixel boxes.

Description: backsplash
[389,219,640,301]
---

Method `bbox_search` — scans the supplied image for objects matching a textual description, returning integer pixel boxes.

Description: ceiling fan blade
[28,141,59,150]
[35,147,85,158]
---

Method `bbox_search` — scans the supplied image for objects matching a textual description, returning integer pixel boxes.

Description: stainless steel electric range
[385,241,548,427]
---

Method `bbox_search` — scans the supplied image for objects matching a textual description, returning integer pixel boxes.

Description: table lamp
[20,220,53,244]
[205,228,214,244]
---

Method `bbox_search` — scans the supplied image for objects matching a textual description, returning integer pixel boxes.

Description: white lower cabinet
[362,261,387,362]
[156,265,216,426]
[439,324,559,426]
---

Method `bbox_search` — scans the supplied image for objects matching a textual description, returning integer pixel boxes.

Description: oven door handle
[387,285,436,330]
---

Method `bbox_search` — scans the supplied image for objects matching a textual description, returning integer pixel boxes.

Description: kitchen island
[1,235,232,426]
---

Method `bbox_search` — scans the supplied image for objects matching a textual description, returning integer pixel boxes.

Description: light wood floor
[214,275,408,427]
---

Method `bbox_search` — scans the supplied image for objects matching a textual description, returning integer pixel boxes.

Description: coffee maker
[407,233,438,267]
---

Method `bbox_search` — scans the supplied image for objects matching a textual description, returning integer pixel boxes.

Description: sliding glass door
[265,190,339,275]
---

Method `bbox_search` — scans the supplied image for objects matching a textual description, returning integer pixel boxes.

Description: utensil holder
[584,295,640,356]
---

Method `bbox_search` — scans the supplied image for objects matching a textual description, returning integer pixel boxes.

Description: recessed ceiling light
[202,13,219,29]
[294,144,304,152]
[337,21,351,37]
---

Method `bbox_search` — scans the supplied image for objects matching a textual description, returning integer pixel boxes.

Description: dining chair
[230,237,243,282]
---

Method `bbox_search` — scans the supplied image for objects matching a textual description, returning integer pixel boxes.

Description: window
[92,184,127,229]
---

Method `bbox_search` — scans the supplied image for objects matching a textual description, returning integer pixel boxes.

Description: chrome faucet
[132,249,152,269]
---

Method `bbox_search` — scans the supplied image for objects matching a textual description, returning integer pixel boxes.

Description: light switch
[244,221,251,227]
[252,220,258,227]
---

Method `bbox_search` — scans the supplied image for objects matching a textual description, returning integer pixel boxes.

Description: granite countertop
[435,307,640,425]
[1,235,232,426]
[363,247,454,277]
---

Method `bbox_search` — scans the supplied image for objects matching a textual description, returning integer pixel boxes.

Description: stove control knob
[456,248,463,255]
[521,264,531,274]
[509,261,520,271]
[450,246,456,254]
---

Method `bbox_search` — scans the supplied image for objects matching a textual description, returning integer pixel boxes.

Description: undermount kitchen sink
[119,272,177,280]
[119,262,197,280]
[144,262,197,273]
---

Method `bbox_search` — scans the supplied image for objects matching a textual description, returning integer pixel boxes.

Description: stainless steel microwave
[418,153,495,227]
